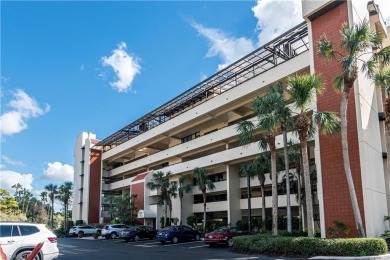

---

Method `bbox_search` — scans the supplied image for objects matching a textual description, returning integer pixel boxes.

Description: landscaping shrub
[232,234,387,257]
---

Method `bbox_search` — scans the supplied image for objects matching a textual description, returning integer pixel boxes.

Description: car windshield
[128,227,138,231]
[214,227,229,233]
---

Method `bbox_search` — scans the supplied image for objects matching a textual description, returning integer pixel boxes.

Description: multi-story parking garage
[72,0,390,238]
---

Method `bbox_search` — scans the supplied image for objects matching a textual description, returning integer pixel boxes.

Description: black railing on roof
[96,22,309,149]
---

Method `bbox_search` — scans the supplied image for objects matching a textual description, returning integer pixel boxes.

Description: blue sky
[1,0,390,204]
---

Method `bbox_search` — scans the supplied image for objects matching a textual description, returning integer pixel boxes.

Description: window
[181,132,200,143]
[0,225,12,237]
[19,225,39,236]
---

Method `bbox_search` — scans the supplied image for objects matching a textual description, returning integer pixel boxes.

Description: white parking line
[188,244,208,249]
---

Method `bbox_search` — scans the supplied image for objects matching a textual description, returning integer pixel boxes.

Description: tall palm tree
[193,167,215,231]
[177,175,192,225]
[237,86,284,236]
[167,180,178,225]
[375,68,390,176]
[288,141,304,231]
[146,171,172,228]
[45,184,58,228]
[57,182,73,231]
[317,19,390,237]
[287,73,341,237]
[273,83,294,233]
[238,163,257,232]
[253,152,271,232]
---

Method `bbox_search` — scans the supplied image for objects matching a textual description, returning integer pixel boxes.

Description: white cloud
[2,155,23,166]
[191,22,255,70]
[0,170,34,192]
[43,162,74,183]
[101,42,141,92]
[0,89,50,136]
[252,0,303,47]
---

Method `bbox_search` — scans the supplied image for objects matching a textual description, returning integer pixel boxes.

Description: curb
[309,253,390,260]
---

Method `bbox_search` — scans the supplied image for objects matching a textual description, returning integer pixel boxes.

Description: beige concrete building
[72,0,390,238]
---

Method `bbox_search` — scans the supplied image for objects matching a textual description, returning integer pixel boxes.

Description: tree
[193,167,215,231]
[318,19,390,237]
[253,152,271,232]
[237,86,284,236]
[287,73,340,237]
[112,193,138,225]
[57,182,73,231]
[177,175,192,225]
[0,188,21,215]
[45,184,58,228]
[238,163,257,232]
[146,171,172,228]
[272,84,294,233]
[167,180,178,226]
[375,68,390,180]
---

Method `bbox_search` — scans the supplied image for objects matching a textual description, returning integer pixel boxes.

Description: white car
[68,225,99,237]
[0,222,59,260]
[101,224,129,239]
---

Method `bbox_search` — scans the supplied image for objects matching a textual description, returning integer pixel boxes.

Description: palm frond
[374,69,390,93]
[334,75,344,93]
[313,112,341,135]
[317,34,336,60]
[287,74,324,113]
[236,120,256,146]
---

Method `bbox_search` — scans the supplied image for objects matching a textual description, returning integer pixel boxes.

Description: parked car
[119,226,156,242]
[68,225,99,237]
[204,227,251,247]
[0,222,59,260]
[101,224,129,239]
[156,225,201,244]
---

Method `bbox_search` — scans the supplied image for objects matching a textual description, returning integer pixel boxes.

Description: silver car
[101,224,129,239]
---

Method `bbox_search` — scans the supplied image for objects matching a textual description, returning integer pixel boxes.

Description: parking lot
[57,236,304,260]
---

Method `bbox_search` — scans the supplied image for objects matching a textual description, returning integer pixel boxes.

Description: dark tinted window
[0,225,12,237]
[19,225,39,236]
[181,226,192,231]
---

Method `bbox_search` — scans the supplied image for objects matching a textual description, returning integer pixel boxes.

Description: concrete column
[227,164,241,226]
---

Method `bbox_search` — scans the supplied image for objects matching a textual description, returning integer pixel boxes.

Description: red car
[204,227,251,247]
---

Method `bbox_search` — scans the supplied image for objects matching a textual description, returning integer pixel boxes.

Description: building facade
[72,0,390,237]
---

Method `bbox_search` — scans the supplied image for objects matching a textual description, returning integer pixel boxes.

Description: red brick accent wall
[88,149,101,224]
[131,183,145,225]
[311,2,365,237]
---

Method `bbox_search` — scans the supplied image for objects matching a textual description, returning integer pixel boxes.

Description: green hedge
[232,234,387,257]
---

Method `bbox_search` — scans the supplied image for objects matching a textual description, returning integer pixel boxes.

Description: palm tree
[288,141,304,231]
[317,19,390,237]
[238,163,257,232]
[167,180,178,225]
[287,73,340,237]
[57,182,73,231]
[375,68,390,175]
[253,152,271,232]
[45,184,58,228]
[146,171,172,228]
[237,86,284,236]
[273,84,294,233]
[193,167,215,231]
[177,175,192,225]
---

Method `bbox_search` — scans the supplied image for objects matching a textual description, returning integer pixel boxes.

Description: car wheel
[227,238,233,247]
[172,236,178,244]
[15,250,41,260]
[110,232,118,239]
[160,240,166,244]
[195,235,200,241]
[105,235,110,240]
[134,235,140,241]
